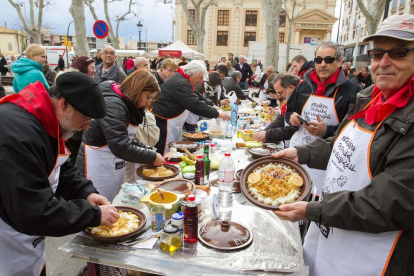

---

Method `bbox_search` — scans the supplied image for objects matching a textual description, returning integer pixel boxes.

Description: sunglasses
[368,47,414,60]
[314,56,338,64]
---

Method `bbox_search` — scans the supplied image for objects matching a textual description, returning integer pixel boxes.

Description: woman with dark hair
[71,56,96,78]
[75,69,164,202]
[357,66,373,88]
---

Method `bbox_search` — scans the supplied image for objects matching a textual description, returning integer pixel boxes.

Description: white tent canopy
[89,49,150,58]
[149,40,205,59]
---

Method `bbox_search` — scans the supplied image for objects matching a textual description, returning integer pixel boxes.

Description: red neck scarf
[177,68,194,91]
[310,68,341,96]
[0,81,65,153]
[348,76,414,125]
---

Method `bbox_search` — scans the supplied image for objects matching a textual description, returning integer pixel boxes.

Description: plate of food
[182,131,209,141]
[248,147,279,159]
[168,141,199,153]
[240,157,311,210]
[136,164,180,181]
[164,147,184,162]
[83,207,146,244]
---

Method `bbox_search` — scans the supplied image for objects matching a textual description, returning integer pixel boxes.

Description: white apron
[259,80,269,99]
[304,118,401,276]
[289,88,340,195]
[185,112,199,126]
[162,110,189,155]
[0,145,70,276]
[84,124,139,202]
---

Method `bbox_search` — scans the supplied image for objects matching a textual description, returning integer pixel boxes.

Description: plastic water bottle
[225,122,233,138]
[231,102,238,127]
[217,153,235,220]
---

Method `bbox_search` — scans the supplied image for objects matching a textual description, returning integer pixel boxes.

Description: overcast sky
[0,0,341,44]
[0,0,174,43]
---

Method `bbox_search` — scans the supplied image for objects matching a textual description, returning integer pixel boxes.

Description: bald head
[134,57,149,71]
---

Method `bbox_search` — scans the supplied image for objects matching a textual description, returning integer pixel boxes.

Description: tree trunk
[196,31,205,54]
[262,0,282,70]
[8,0,43,44]
[356,0,386,35]
[103,0,122,65]
[70,0,89,56]
[286,20,293,68]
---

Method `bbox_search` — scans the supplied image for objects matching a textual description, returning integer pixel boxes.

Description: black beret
[56,72,106,119]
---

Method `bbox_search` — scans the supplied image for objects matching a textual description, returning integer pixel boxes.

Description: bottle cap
[225,153,231,157]
[188,194,196,201]
[171,211,184,220]
[163,224,179,234]
[198,155,203,158]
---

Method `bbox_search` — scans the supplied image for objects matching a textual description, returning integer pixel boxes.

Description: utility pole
[353,25,359,67]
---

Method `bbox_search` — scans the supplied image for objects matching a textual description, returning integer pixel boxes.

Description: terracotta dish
[248,147,279,159]
[239,157,311,211]
[182,131,209,141]
[168,141,199,153]
[151,179,195,195]
[209,178,241,193]
[235,169,244,181]
[198,220,253,251]
[136,164,179,181]
[83,207,146,244]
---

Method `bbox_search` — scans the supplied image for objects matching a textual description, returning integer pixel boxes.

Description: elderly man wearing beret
[274,14,414,275]
[0,72,120,276]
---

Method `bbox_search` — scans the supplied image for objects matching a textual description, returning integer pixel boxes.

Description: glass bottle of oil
[160,224,181,254]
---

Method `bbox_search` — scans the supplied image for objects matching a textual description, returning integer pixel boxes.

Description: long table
[59,145,306,275]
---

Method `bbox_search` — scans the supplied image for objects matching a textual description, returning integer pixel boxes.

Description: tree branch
[7,0,30,32]
[84,0,99,21]
[30,0,36,31]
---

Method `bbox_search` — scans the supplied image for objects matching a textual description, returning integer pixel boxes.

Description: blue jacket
[11,58,50,93]
[233,62,253,82]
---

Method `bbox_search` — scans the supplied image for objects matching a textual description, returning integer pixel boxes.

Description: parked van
[20,46,76,68]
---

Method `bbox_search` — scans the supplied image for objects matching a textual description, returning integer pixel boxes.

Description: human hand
[86,193,110,206]
[220,99,230,106]
[267,107,275,115]
[262,89,267,93]
[304,115,326,137]
[271,148,298,162]
[253,131,266,142]
[99,205,120,227]
[218,112,231,121]
[289,112,301,127]
[273,201,308,222]
[246,78,249,83]
[153,153,165,166]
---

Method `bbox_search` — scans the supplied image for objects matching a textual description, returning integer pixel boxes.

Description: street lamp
[137,21,143,50]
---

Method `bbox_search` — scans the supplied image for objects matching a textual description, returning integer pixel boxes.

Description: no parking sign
[93,20,109,39]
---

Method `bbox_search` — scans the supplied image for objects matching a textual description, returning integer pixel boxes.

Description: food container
[180,195,202,214]
[140,189,184,220]
[209,130,224,140]
[160,224,181,254]
[242,130,256,141]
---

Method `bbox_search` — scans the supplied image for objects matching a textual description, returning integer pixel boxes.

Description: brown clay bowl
[168,141,199,152]
[240,157,311,210]
[136,164,180,181]
[248,147,279,159]
[182,131,209,141]
[83,207,146,244]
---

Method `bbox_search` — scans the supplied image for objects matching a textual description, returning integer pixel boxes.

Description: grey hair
[102,45,116,54]
[182,60,207,76]
[315,41,344,59]
[239,55,245,59]
[272,72,300,88]
[231,70,242,80]
[267,66,275,72]
[134,57,148,67]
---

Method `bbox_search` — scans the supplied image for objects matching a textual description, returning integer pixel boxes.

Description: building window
[187,30,196,45]
[392,0,398,9]
[279,33,285,43]
[217,10,229,26]
[8,43,13,51]
[244,32,256,47]
[400,0,405,5]
[280,11,286,27]
[245,11,258,26]
[189,9,196,22]
[217,31,228,46]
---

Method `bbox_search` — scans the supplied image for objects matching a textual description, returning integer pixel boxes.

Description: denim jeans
[239,81,249,90]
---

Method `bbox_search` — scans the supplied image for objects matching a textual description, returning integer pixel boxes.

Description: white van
[20,46,76,68]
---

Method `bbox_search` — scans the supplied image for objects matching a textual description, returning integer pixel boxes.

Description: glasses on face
[314,56,338,64]
[103,51,115,56]
[146,94,155,103]
[88,66,96,71]
[164,68,174,73]
[368,47,414,60]
[82,115,93,124]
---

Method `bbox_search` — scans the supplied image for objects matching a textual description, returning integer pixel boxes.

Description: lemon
[248,172,262,185]
[288,174,303,187]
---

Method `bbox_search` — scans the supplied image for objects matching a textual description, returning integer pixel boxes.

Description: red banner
[158,50,182,57]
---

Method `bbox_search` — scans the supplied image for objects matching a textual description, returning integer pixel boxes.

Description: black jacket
[234,63,253,82]
[285,68,361,139]
[265,114,298,142]
[357,73,373,88]
[0,102,101,236]
[259,74,268,90]
[58,58,65,70]
[75,81,157,177]
[298,61,315,79]
[222,77,251,101]
[151,72,219,119]
[347,73,360,86]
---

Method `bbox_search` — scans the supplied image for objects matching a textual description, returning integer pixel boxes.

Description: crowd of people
[0,13,413,276]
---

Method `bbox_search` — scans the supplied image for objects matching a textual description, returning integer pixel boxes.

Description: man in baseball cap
[273,14,414,276]
[0,72,120,276]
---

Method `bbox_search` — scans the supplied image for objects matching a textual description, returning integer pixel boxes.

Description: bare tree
[70,0,89,56]
[262,0,282,69]
[84,0,136,63]
[180,0,216,54]
[283,0,306,67]
[356,0,387,35]
[7,0,49,44]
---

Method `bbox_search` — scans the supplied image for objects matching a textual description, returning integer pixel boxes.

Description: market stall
[149,40,205,59]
